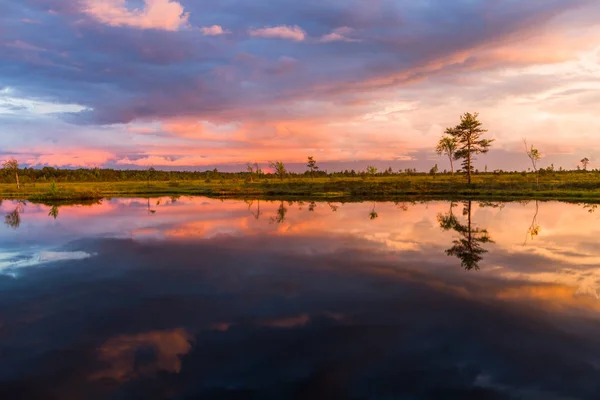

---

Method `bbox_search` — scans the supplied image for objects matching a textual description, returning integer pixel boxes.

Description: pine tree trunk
[467,147,472,184]
[15,172,20,190]
[449,155,454,175]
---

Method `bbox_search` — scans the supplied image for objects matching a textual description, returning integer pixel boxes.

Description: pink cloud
[83,0,190,31]
[248,25,306,41]
[23,149,115,167]
[116,156,191,167]
[160,119,232,140]
[162,120,203,137]
[320,27,360,43]
[7,40,47,52]
[126,126,158,134]
[113,124,416,167]
[200,25,230,36]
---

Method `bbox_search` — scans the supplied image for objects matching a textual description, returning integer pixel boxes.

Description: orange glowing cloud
[114,116,421,168]
[162,120,205,137]
[160,119,236,141]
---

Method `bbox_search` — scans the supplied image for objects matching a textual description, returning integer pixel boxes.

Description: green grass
[2,172,600,204]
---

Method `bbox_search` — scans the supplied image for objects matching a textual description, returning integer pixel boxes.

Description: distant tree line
[0,160,595,186]
[0,113,596,185]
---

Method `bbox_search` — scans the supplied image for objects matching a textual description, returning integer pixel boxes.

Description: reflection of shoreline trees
[270,201,288,224]
[147,198,160,215]
[523,200,541,245]
[394,201,412,211]
[245,200,345,221]
[4,201,26,229]
[438,201,458,230]
[438,201,494,271]
[245,199,415,222]
[369,203,378,220]
[45,200,102,221]
[244,199,344,221]
[48,205,60,220]
[245,199,262,220]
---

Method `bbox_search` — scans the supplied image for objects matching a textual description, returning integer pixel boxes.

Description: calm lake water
[1,197,600,399]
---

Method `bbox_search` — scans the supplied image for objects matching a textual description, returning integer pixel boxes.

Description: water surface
[1,198,600,399]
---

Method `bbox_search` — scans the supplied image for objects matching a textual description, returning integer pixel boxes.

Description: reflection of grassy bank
[1,174,600,203]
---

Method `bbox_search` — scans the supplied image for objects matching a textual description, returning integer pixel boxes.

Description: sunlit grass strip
[1,174,600,203]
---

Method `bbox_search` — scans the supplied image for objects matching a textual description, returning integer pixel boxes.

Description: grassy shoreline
[2,174,600,204]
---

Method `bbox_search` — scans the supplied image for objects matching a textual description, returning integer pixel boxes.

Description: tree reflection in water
[147,198,161,215]
[48,205,60,220]
[270,201,288,224]
[4,201,26,229]
[369,203,378,220]
[523,200,541,245]
[252,200,263,220]
[438,201,493,271]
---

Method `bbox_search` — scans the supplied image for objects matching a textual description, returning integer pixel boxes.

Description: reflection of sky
[1,198,600,398]
[2,198,600,303]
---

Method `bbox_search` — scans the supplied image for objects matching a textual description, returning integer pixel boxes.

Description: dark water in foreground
[1,198,600,399]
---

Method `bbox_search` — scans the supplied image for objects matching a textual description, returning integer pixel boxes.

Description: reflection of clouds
[520,245,600,265]
[3,197,600,308]
[3,233,600,398]
[163,217,250,239]
[129,227,164,239]
[0,251,94,277]
[361,233,422,252]
[91,329,193,382]
[259,314,310,329]
[497,284,600,312]
[499,269,600,300]
[209,322,233,332]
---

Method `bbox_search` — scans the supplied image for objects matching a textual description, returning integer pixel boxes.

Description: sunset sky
[1,0,599,171]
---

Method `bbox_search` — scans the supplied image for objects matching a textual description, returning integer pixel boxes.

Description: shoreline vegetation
[1,114,598,205]
[1,173,600,205]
